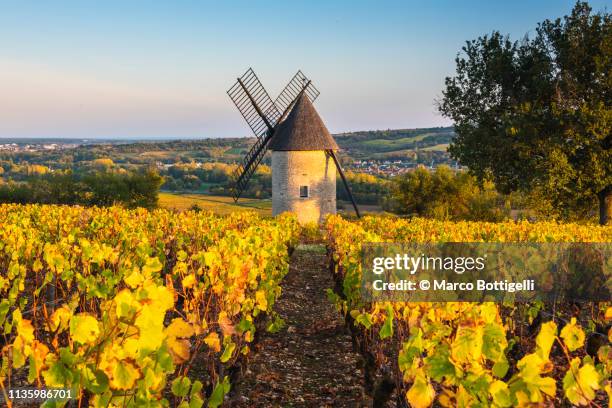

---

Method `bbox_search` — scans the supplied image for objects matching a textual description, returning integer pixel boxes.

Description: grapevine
[325,215,612,407]
[0,204,299,407]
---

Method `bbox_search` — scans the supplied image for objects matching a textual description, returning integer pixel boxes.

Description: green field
[224,147,247,155]
[160,194,387,217]
[421,143,450,151]
[159,192,272,215]
[335,127,454,158]
[361,134,430,150]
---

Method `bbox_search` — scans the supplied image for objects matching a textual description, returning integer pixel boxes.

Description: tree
[92,158,115,169]
[336,172,390,205]
[85,169,162,209]
[386,166,509,221]
[124,169,164,209]
[439,2,611,224]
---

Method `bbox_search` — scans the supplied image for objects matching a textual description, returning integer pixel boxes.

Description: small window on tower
[299,186,309,198]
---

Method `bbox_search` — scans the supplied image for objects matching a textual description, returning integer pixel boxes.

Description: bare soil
[229,244,369,407]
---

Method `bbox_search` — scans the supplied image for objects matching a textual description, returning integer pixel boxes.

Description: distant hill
[0,126,455,167]
[334,127,454,159]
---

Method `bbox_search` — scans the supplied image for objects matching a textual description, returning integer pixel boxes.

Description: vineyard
[325,215,612,407]
[0,204,299,407]
[0,204,611,407]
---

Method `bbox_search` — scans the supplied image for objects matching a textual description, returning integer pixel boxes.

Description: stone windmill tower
[227,68,360,223]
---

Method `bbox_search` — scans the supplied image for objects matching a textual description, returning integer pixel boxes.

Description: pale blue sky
[0,1,608,138]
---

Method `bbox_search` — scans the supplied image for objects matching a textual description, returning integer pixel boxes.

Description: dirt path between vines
[230,244,369,407]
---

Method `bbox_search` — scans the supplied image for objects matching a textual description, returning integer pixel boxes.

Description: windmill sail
[231,134,274,201]
[274,70,320,118]
[227,69,283,201]
[227,68,281,138]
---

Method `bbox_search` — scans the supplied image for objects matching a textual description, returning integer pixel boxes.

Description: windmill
[227,68,360,223]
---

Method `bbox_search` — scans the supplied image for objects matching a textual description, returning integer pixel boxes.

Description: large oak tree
[439,2,611,224]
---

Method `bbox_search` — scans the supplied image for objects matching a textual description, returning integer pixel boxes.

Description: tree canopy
[439,2,611,224]
[385,165,510,222]
[0,169,163,209]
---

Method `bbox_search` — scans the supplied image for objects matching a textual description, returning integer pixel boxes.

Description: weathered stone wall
[271,150,336,224]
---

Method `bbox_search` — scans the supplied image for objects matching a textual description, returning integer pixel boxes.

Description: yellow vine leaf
[535,321,557,359]
[70,314,100,345]
[49,306,71,332]
[142,256,163,276]
[114,290,138,319]
[165,318,195,339]
[17,316,35,344]
[204,332,221,352]
[563,358,600,406]
[255,289,268,311]
[120,338,139,360]
[124,268,143,289]
[456,385,474,407]
[181,273,197,289]
[165,318,194,363]
[516,353,556,399]
[110,361,141,390]
[489,380,512,407]
[12,337,28,368]
[605,307,612,321]
[217,311,235,336]
[203,251,217,268]
[12,308,23,326]
[406,373,435,408]
[29,341,50,382]
[514,390,531,407]
[560,318,585,352]
[135,304,165,351]
[32,259,43,272]
[143,282,174,312]
[167,337,191,364]
[220,341,236,363]
[41,355,68,387]
[451,325,483,364]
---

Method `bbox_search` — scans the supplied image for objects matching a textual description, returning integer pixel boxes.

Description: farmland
[159,193,272,215]
[0,204,298,407]
[0,204,610,406]
[325,215,612,406]
[159,193,383,217]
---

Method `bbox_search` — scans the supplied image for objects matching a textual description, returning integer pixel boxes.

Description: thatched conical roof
[268,94,339,151]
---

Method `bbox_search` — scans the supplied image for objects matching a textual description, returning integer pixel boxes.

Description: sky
[0,0,608,139]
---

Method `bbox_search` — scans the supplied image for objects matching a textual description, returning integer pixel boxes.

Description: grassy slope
[159,194,387,217]
[159,192,271,215]
[335,127,454,157]
[421,143,450,151]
